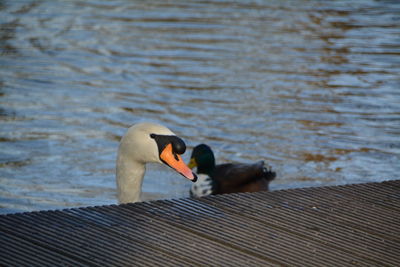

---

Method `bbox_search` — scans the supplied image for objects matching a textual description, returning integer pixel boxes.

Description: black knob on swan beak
[150,134,186,155]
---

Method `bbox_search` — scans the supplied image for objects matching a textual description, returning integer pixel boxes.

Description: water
[1,0,399,214]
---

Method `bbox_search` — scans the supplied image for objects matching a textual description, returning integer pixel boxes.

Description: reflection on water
[1,0,399,214]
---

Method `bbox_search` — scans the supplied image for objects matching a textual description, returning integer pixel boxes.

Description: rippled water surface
[1,0,399,214]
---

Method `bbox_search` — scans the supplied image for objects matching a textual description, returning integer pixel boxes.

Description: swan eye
[150,133,187,155]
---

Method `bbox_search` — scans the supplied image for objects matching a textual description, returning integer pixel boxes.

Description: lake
[1,0,399,214]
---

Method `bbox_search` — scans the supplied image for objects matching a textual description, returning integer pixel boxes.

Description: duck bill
[188,158,197,169]
[160,144,198,182]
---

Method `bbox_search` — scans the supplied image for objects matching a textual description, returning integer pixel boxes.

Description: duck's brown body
[212,161,275,194]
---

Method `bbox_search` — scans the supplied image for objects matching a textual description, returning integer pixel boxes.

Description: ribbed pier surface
[1,180,399,266]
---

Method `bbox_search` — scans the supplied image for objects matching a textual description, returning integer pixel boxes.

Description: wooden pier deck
[1,180,399,266]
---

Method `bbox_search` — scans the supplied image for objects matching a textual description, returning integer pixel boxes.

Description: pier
[1,180,399,266]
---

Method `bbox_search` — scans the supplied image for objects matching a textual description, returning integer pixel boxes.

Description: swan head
[118,122,197,182]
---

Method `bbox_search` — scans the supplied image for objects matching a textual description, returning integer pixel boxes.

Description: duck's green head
[188,144,216,175]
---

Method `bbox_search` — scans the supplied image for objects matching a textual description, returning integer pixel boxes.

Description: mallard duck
[188,144,276,197]
[116,122,197,203]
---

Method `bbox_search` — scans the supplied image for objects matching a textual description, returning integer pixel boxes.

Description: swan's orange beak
[160,144,198,182]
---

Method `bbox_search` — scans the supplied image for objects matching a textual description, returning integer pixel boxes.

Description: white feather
[190,174,213,197]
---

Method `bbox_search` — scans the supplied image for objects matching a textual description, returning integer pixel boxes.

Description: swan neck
[116,156,145,204]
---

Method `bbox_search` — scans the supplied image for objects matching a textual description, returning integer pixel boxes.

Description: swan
[116,122,197,203]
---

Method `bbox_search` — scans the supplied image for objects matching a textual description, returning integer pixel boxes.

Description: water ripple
[1,0,399,213]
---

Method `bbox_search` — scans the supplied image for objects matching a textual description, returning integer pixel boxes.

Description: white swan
[116,122,197,203]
